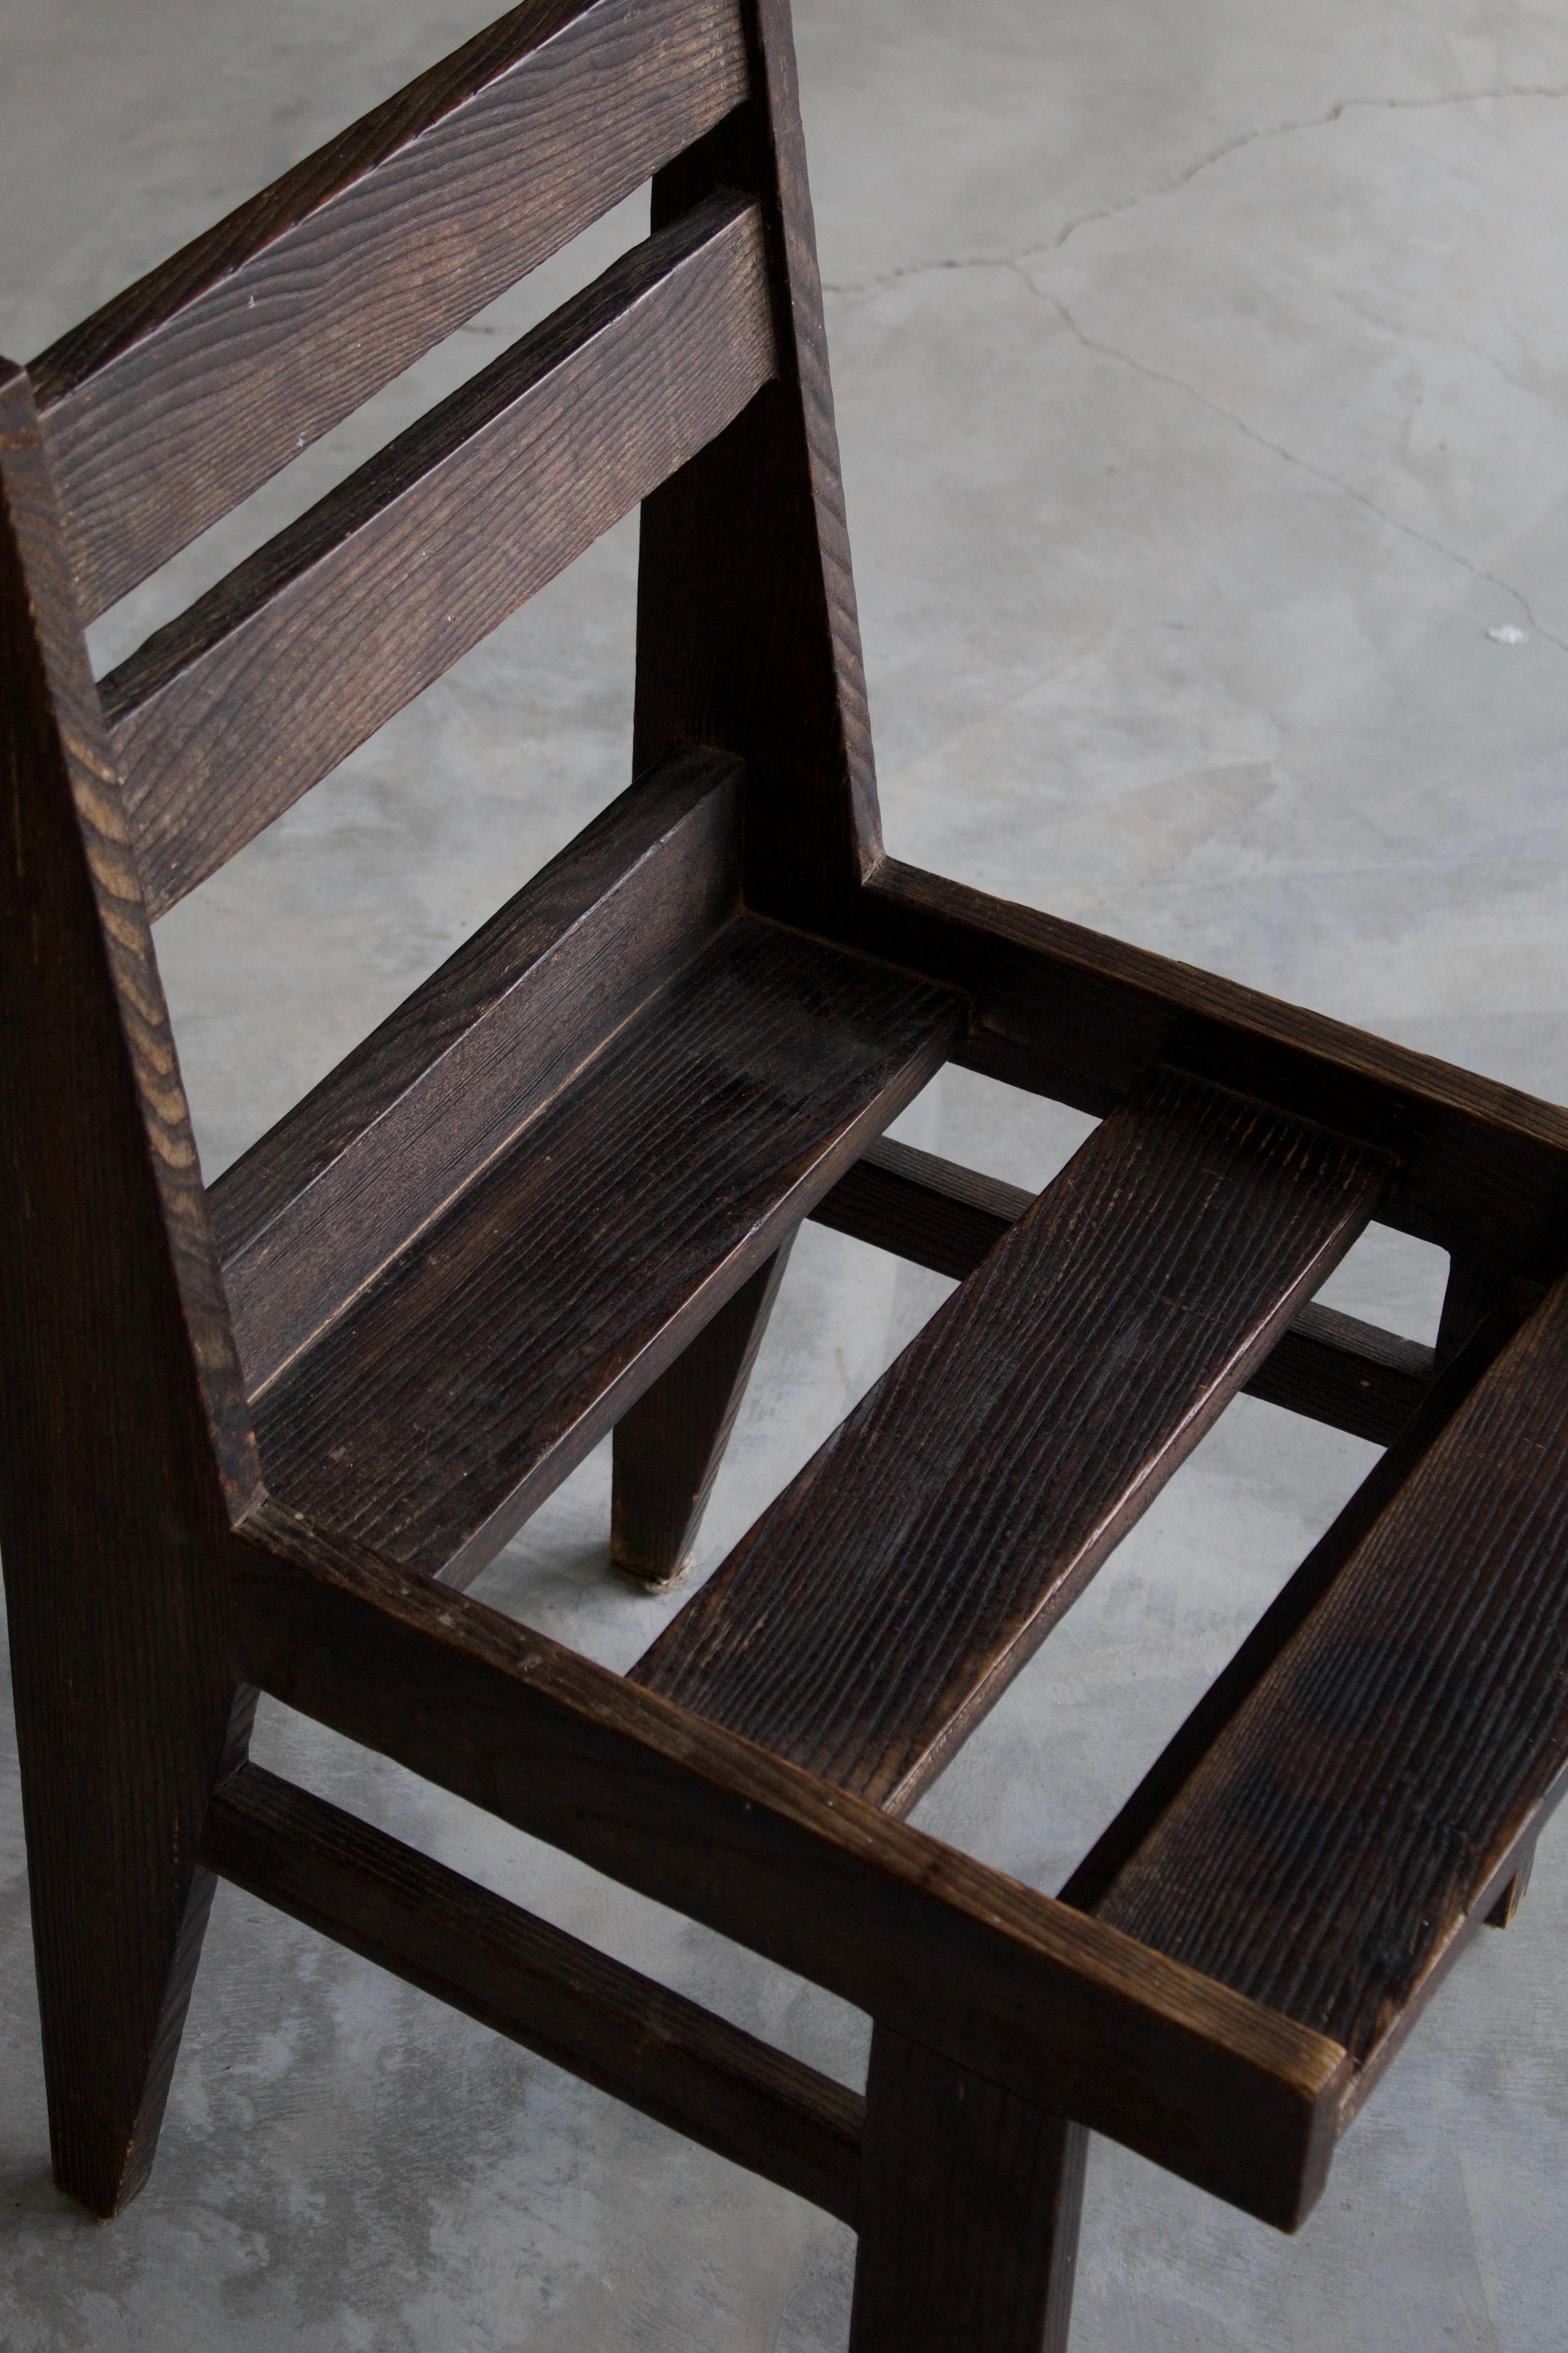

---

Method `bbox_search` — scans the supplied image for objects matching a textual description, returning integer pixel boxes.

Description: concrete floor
[3,0,1568,2343]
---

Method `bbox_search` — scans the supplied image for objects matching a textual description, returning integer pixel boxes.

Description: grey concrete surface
[3,0,1568,2344]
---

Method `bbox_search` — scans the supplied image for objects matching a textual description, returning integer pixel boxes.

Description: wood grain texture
[633,0,881,933]
[637,1070,1386,1814]
[255,917,960,1585]
[0,362,252,2215]
[213,747,742,1392]
[103,195,773,918]
[228,1493,1351,2228]
[34,0,750,619]
[1059,1307,1525,1924]
[612,1233,796,1586]
[809,1134,1434,1448]
[849,2030,1086,2353]
[1086,1275,1568,2094]
[201,1762,863,2224]
[837,858,1568,1274]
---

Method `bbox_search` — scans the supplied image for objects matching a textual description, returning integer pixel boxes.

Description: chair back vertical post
[633,0,883,929]
[0,361,257,2214]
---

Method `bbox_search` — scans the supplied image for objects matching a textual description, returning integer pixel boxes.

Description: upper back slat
[102,193,774,918]
[31,0,749,622]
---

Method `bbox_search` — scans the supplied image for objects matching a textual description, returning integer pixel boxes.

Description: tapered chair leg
[611,1237,796,1587]
[5,1560,251,2216]
[849,2026,1088,2353]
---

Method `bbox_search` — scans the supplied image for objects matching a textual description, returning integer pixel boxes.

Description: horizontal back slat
[212,748,743,1394]
[104,194,773,918]
[32,0,750,620]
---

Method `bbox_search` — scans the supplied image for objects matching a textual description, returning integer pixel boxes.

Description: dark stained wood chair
[2,1,1565,2342]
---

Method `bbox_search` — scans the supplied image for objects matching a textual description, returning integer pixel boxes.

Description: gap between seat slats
[33,0,750,620]
[100,192,774,920]
[1068,1272,1568,2106]
[633,1069,1390,1816]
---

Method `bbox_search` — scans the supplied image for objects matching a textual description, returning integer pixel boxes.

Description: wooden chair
[2,1,1564,2341]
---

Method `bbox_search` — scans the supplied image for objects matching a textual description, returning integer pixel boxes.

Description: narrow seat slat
[810,1134,1435,1446]
[34,0,749,619]
[105,195,773,918]
[634,1071,1387,1815]
[1080,1275,1568,2092]
[255,918,961,1586]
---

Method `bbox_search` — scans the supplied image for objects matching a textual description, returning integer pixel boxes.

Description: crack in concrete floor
[821,85,1568,301]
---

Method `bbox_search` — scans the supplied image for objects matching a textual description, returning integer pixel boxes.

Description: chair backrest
[0,0,879,1515]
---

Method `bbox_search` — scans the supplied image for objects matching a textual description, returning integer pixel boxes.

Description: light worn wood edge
[200,1760,863,2223]
[228,1493,1350,2229]
[745,0,881,882]
[1337,1779,1567,2132]
[0,358,256,1504]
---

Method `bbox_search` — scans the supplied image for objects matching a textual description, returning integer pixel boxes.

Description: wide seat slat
[634,1070,1388,1814]
[35,0,750,619]
[254,916,960,1585]
[1081,1275,1568,2093]
[105,194,773,918]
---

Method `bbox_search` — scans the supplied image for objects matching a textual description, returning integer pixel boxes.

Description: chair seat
[634,1067,1386,1813]
[253,913,959,1585]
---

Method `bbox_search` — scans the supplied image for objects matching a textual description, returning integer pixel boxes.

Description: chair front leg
[849,2025,1088,2353]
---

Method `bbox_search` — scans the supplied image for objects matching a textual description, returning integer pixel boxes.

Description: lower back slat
[254,916,958,1583]
[634,1069,1387,1814]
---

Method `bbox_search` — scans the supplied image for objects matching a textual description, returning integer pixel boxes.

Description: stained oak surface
[256,916,958,1583]
[214,748,742,1392]
[35,0,749,617]
[104,196,774,917]
[1091,1274,1568,2077]
[633,0,882,931]
[231,1495,1350,2229]
[637,1070,1386,1813]
[0,365,251,2216]
[202,1762,862,2224]
[849,2029,1086,2353]
[612,1238,795,1586]
[810,1134,1434,1448]
[841,859,1568,1274]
